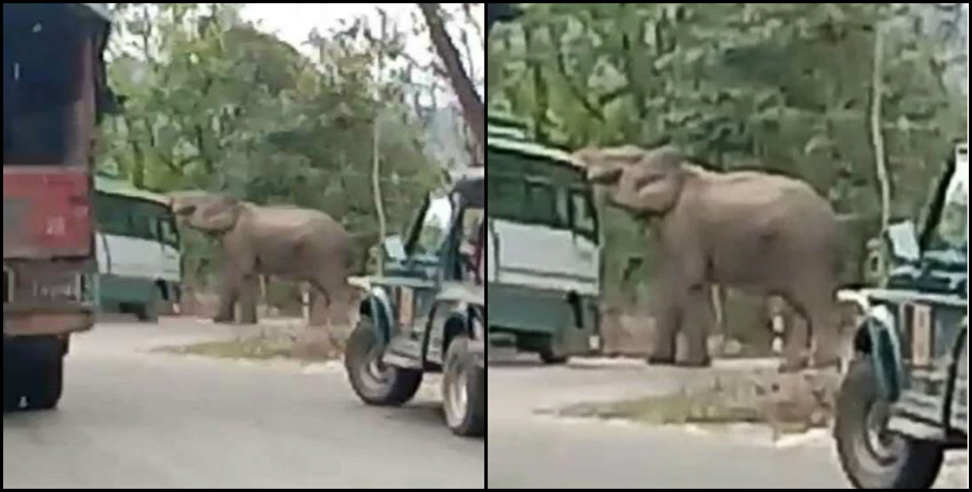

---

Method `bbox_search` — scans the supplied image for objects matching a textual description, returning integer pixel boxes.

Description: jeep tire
[345,316,422,406]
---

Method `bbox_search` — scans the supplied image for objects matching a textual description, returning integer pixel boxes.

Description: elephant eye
[175,205,196,216]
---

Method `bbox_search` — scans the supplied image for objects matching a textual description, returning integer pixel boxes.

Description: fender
[361,286,395,345]
[857,305,905,401]
[839,290,904,401]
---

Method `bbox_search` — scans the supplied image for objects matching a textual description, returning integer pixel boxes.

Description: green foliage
[489,3,967,298]
[100,4,448,287]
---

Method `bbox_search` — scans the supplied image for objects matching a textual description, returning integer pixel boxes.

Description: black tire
[443,335,485,437]
[3,341,21,412]
[5,337,64,411]
[834,356,944,489]
[344,316,423,406]
[135,287,161,322]
[539,349,568,365]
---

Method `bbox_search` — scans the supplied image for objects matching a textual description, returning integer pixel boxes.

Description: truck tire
[834,356,944,488]
[4,337,64,411]
[443,335,485,437]
[345,316,422,406]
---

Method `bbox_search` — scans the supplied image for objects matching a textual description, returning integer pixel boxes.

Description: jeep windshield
[487,147,598,242]
[925,147,968,256]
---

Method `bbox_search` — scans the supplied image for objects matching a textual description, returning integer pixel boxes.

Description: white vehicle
[93,175,181,321]
[486,116,602,363]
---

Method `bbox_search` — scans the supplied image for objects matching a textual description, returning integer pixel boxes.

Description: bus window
[525,181,558,227]
[569,189,598,241]
[95,193,134,237]
[159,216,180,247]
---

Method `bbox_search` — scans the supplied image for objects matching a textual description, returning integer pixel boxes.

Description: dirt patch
[550,369,841,439]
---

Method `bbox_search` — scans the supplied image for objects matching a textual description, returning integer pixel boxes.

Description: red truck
[4,3,115,411]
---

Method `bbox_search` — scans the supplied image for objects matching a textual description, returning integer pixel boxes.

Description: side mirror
[886,221,920,262]
[383,235,407,262]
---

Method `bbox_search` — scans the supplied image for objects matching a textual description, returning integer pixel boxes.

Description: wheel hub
[864,401,902,462]
[445,363,468,426]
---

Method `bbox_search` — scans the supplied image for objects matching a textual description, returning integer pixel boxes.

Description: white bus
[93,175,181,321]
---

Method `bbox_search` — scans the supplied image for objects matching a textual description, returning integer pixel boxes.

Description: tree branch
[418,3,484,163]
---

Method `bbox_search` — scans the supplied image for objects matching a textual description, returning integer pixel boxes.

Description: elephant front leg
[676,285,714,367]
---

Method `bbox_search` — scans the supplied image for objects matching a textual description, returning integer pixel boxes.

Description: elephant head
[168,191,242,235]
[572,145,687,216]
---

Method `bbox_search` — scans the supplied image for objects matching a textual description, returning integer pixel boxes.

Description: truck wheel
[834,356,944,488]
[443,335,485,437]
[6,337,65,411]
[345,316,422,406]
[3,342,22,411]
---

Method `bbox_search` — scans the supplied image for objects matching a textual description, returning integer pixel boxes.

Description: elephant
[169,191,371,326]
[572,145,844,371]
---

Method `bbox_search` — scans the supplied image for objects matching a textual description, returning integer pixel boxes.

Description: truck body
[4,3,115,411]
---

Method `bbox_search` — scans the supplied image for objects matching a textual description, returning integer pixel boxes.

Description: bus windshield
[4,4,90,165]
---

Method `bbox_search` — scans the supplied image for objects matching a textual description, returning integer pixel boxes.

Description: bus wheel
[136,287,161,323]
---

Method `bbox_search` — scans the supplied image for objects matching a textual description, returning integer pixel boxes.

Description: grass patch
[552,372,837,436]
[154,337,294,360]
[153,331,343,362]
[557,392,763,426]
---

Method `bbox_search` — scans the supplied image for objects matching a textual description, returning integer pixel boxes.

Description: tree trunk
[373,120,386,276]
[418,3,484,165]
[870,26,890,235]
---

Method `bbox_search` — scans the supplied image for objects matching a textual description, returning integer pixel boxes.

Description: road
[3,317,483,489]
[487,354,968,489]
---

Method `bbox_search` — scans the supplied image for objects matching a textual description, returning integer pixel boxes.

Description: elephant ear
[195,195,241,233]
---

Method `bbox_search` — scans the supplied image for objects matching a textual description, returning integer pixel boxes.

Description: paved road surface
[4,318,483,488]
[487,354,968,489]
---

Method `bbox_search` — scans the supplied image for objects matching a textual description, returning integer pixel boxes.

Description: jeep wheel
[834,356,944,488]
[344,316,422,406]
[443,335,485,437]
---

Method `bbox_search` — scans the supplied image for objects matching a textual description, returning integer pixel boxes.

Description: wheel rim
[359,342,392,392]
[445,361,468,427]
[863,400,904,464]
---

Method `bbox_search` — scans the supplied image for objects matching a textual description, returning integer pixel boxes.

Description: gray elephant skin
[573,145,843,371]
[169,191,371,325]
